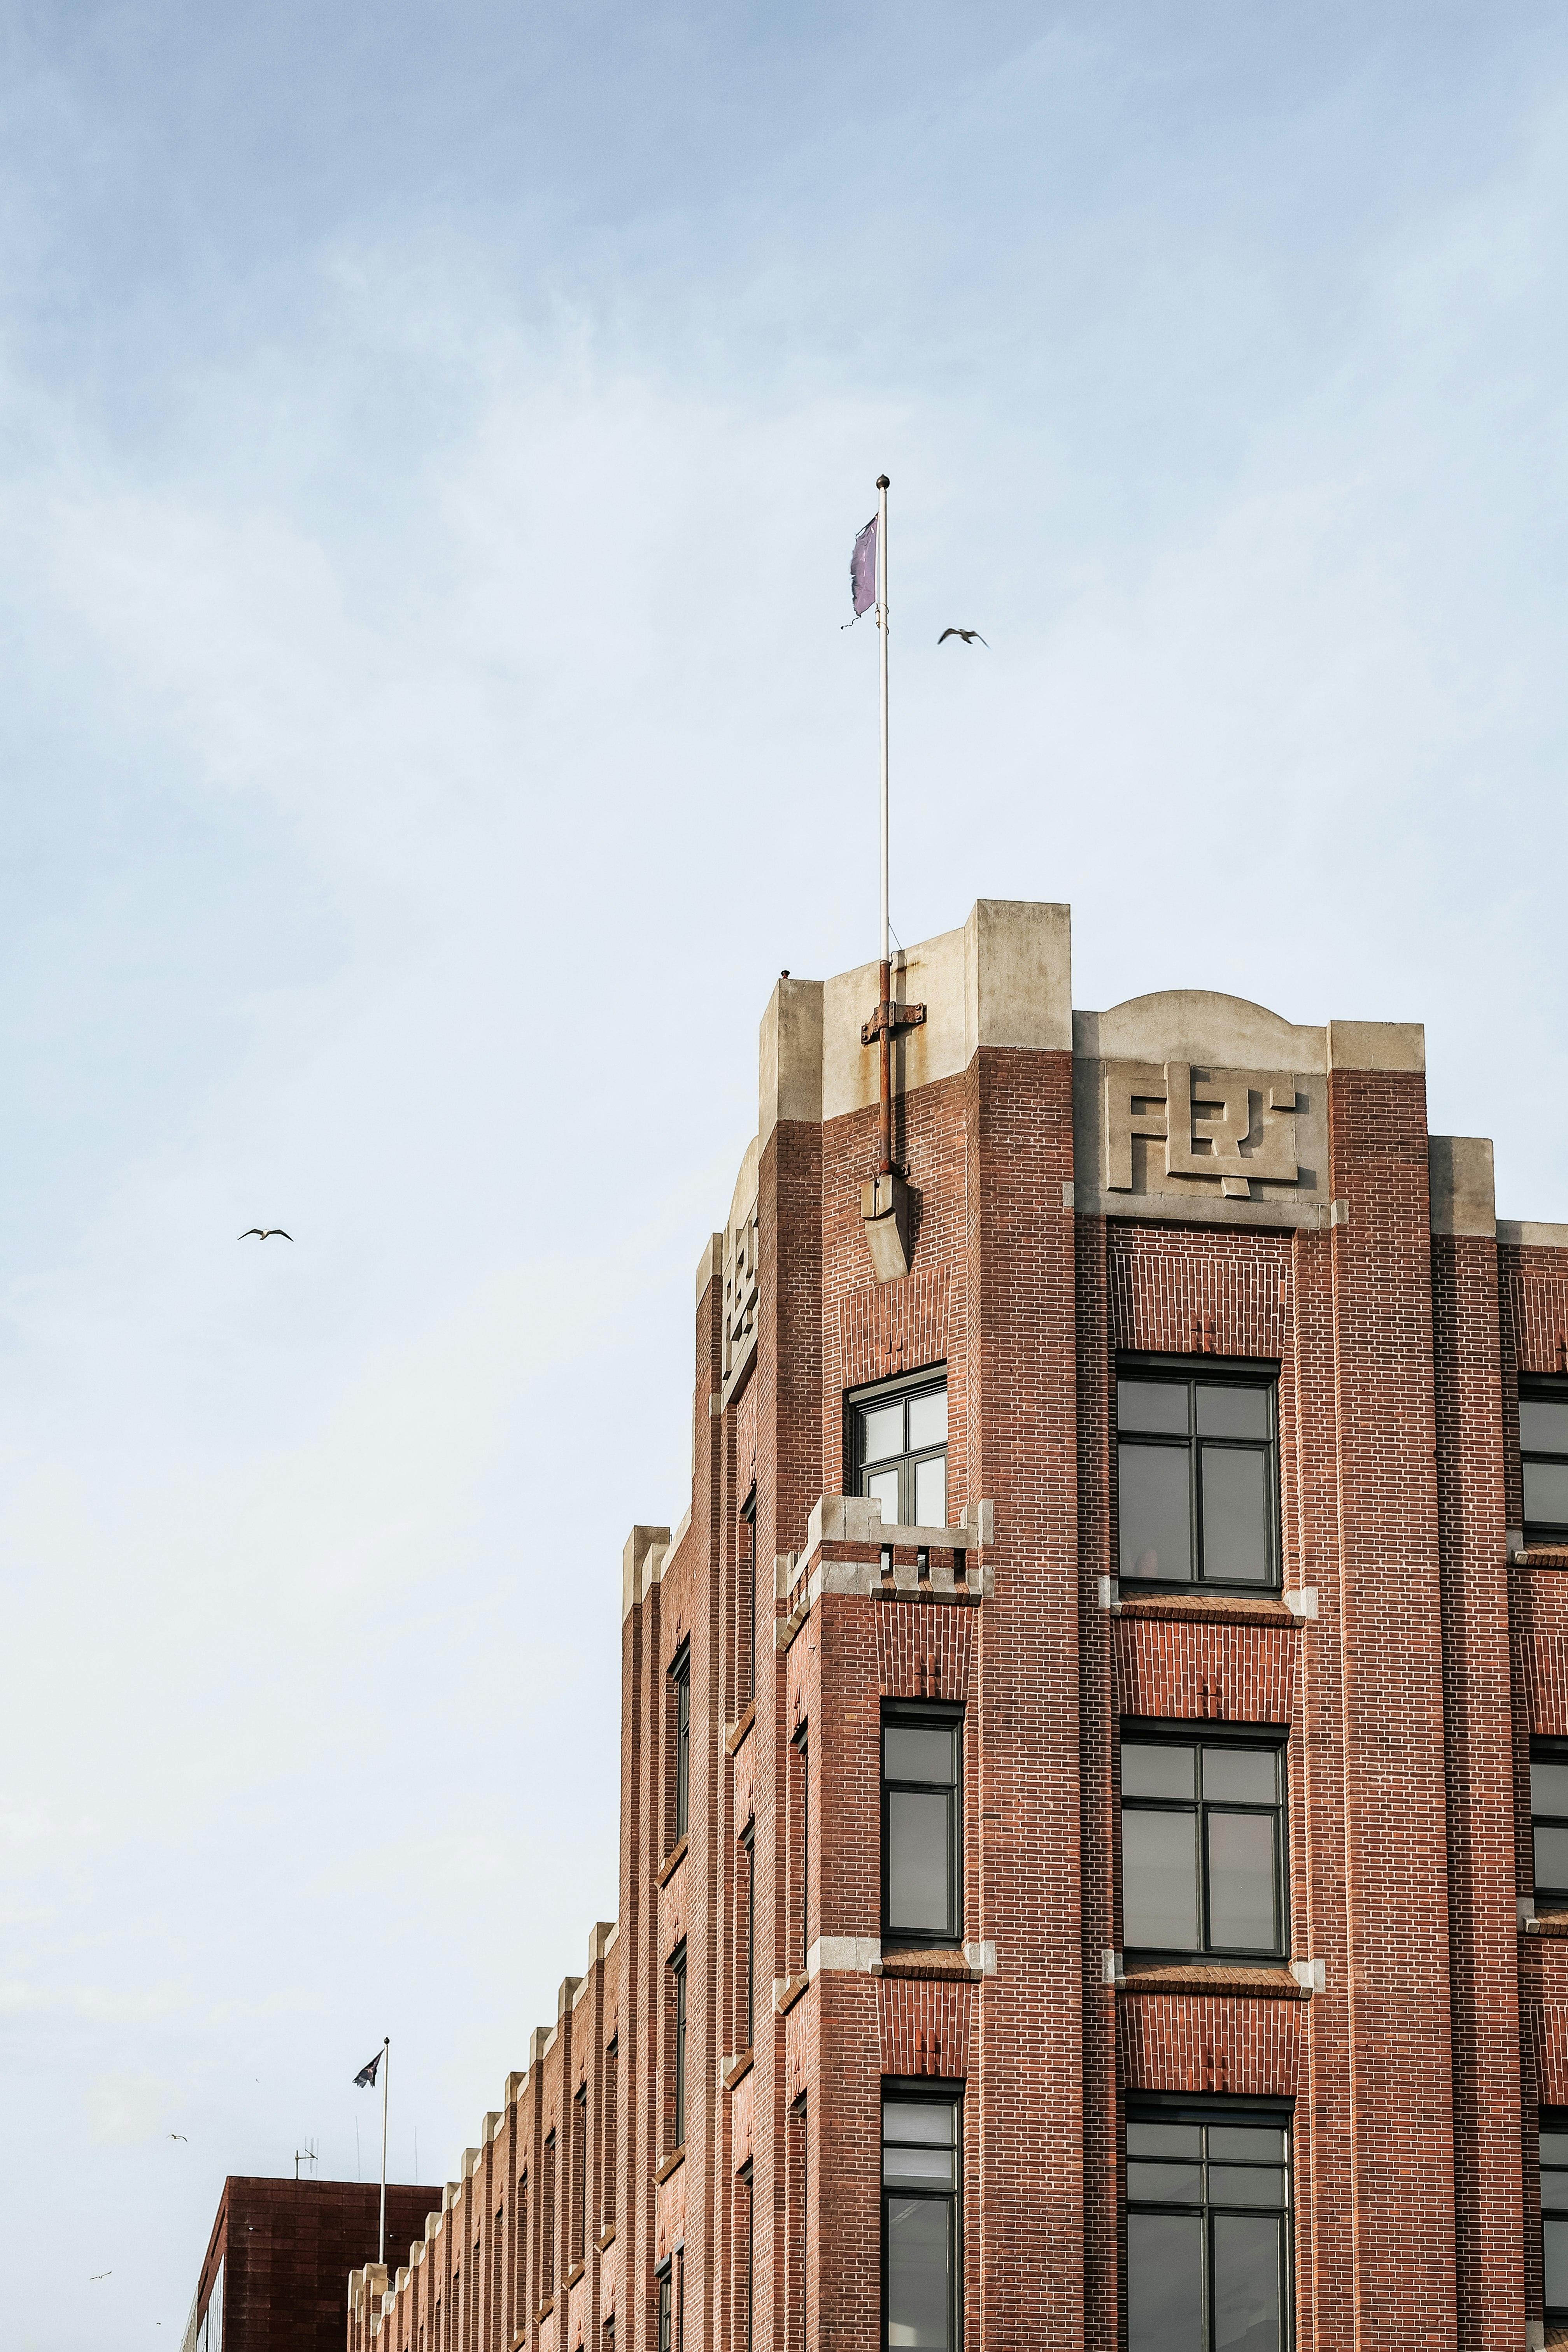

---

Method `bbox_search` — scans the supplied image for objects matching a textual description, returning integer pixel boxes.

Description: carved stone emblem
[724,1200,760,1381]
[1104,1062,1300,1200]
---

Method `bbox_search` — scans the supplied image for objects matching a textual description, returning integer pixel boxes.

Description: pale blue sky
[1,5,1565,2341]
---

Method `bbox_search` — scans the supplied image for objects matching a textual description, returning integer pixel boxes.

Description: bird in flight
[89,2271,112,2281]
[169,2133,187,2142]
[238,1228,293,1242]
[938,627,988,646]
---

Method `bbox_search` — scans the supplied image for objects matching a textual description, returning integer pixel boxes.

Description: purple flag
[850,514,878,617]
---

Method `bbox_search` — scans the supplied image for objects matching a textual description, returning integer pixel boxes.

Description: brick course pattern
[343,907,1568,2352]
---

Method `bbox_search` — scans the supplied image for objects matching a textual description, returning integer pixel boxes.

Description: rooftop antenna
[294,2137,318,2182]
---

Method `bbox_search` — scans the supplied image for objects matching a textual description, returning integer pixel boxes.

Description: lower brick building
[350,898,1568,2352]
[184,2177,439,2351]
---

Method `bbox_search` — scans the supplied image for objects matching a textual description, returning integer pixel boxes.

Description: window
[739,1823,755,2049]
[1117,1364,1278,1590]
[572,2082,587,2264]
[1120,1732,1286,1958]
[883,1704,962,1947]
[739,1487,757,1709]
[1543,2116,1568,2330]
[738,2161,754,2352]
[1522,1380,1568,1543]
[793,1725,810,1974]
[603,2040,617,2226]
[852,1369,949,1530]
[1532,1742,1568,1907]
[541,2132,556,2302]
[883,2087,960,2352]
[672,1942,688,2150]
[513,2172,528,2334]
[1126,2101,1291,2352]
[671,1643,692,1844]
[657,2265,673,2352]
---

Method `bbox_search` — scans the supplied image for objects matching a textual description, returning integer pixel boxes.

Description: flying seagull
[238,1228,293,1242]
[938,627,988,647]
[89,2271,112,2281]
[169,2133,187,2142]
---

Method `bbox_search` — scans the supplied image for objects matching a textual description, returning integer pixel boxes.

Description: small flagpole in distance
[378,2036,389,2267]
[876,473,890,973]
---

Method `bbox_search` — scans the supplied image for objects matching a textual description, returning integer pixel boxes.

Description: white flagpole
[876,473,890,965]
[378,2036,389,2266]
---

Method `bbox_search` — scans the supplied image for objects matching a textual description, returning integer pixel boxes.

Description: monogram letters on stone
[1104,1063,1299,1199]
[724,1201,760,1381]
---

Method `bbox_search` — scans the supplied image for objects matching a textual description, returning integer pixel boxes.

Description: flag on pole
[354,2049,384,2089]
[850,514,878,617]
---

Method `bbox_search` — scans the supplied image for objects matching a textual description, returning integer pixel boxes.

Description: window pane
[1206,1812,1278,1950]
[1208,2128,1285,2162]
[1525,1458,1568,1526]
[1197,1385,1270,1439]
[885,2196,952,2351]
[1126,2162,1201,2203]
[908,1389,948,1451]
[884,2102,955,2144]
[1521,1398,1568,1454]
[1202,1748,1278,1804]
[1542,2174,1568,2213]
[1127,2122,1201,2159]
[885,1727,957,1785]
[1548,2218,1568,2312]
[888,1790,953,1933]
[883,2148,956,2187]
[1212,2213,1283,2352]
[1121,1808,1199,1948]
[861,1400,905,1464]
[1535,1824,1568,1891]
[1212,2167,1286,2209]
[1532,1761,1568,1816]
[867,1466,901,1521]
[1122,1744,1197,1802]
[1127,2212,1202,2352]
[1200,1446,1271,1582]
[1119,1443,1193,1581]
[1540,2132,1568,2163]
[1119,1381,1190,1434]
[914,1452,947,1529]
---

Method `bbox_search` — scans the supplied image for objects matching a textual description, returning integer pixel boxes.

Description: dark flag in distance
[354,2049,384,2089]
[850,514,878,617]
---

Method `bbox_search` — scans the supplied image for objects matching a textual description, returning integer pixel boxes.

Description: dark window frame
[670,1640,692,1844]
[1542,2106,1568,2326]
[847,1362,950,1532]
[571,2080,588,2265]
[1119,1719,1289,1962]
[1532,1738,1568,1907]
[881,1699,964,1950]
[738,2158,754,2352]
[739,1485,758,1710]
[793,1723,810,1975]
[1116,1353,1281,1594]
[1521,1376,1568,1544]
[671,1940,688,2152]
[739,1819,756,2050]
[1125,2092,1293,2352]
[656,2261,673,2352]
[881,2077,962,2352]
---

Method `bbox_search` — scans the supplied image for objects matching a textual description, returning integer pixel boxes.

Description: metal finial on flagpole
[378,2037,389,2266]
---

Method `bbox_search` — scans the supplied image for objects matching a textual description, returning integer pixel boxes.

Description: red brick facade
[347,903,1568,2352]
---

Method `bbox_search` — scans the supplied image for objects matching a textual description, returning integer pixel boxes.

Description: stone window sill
[657,1836,689,1890]
[722,2049,754,2091]
[564,2261,585,2290]
[596,2223,617,2252]
[653,2144,685,2185]
[877,1947,979,1981]
[774,1972,809,2017]
[536,2300,555,2322]
[1117,1960,1308,1999]
[726,1702,757,1756]
[1114,1592,1300,1628]
[1525,1909,1568,1938]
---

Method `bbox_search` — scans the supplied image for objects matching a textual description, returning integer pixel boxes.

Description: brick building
[185,2177,440,2350]
[348,897,1568,2352]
